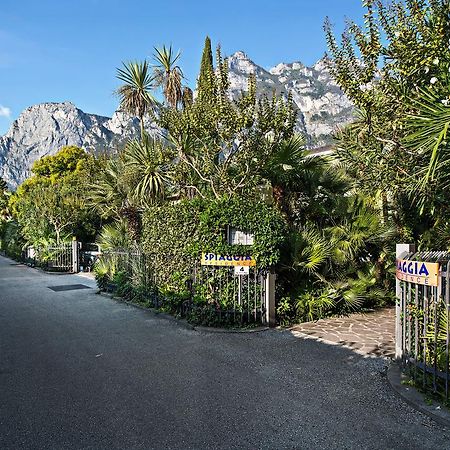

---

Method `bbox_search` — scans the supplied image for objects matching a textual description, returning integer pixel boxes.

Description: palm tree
[97,220,130,251]
[153,45,183,109]
[89,155,142,241]
[89,156,129,219]
[405,85,450,189]
[124,135,173,203]
[116,61,157,138]
[291,195,394,314]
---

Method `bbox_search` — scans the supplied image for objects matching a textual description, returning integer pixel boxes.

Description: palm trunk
[139,115,145,140]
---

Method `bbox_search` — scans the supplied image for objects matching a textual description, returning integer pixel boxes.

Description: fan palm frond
[89,157,129,218]
[295,224,333,274]
[405,86,450,185]
[97,220,130,251]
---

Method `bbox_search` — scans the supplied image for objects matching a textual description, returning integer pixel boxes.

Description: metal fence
[98,247,271,326]
[397,250,450,401]
[24,243,73,272]
[193,265,267,325]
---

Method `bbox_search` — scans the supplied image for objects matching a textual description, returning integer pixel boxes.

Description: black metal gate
[25,243,73,272]
[193,265,268,325]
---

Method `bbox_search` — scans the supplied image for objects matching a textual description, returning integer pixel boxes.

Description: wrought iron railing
[398,251,450,401]
[24,243,73,272]
[96,247,269,326]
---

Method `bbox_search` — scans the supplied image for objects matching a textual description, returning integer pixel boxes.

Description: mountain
[226,52,353,147]
[0,102,161,188]
[0,52,353,189]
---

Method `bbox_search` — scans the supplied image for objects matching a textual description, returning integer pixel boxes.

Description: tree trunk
[55,228,61,245]
[382,191,389,224]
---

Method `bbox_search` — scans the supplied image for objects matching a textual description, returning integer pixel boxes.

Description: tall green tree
[124,134,174,203]
[10,147,101,245]
[196,36,215,102]
[89,136,174,240]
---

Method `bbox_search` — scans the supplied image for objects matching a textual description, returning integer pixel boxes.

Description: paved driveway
[0,255,449,449]
[291,308,395,358]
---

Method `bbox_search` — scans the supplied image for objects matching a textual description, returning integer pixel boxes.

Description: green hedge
[140,196,287,292]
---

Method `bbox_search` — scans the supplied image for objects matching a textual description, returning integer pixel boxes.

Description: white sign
[228,227,254,246]
[234,265,250,276]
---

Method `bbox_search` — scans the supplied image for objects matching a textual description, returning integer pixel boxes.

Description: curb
[96,291,269,334]
[96,291,195,331]
[387,361,450,428]
[193,325,270,334]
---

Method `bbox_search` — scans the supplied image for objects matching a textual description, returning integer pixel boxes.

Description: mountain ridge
[0,51,353,188]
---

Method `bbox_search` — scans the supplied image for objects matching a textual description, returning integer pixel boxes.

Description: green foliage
[274,192,395,323]
[159,41,297,200]
[326,0,450,244]
[96,220,130,251]
[0,220,24,259]
[10,146,101,246]
[113,270,133,298]
[89,136,174,239]
[198,196,287,268]
[140,199,204,291]
[276,297,294,326]
[124,134,175,203]
[89,156,130,219]
[197,36,215,102]
[294,196,393,278]
[295,291,335,323]
[0,177,11,221]
[31,146,88,180]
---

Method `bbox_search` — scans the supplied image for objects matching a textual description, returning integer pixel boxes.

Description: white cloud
[0,105,11,118]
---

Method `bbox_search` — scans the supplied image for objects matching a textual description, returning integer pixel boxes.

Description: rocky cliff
[0,102,161,188]
[226,52,353,147]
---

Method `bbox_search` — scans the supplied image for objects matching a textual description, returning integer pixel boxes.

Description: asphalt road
[1,255,450,450]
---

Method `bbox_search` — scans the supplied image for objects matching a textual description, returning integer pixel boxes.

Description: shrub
[0,221,24,259]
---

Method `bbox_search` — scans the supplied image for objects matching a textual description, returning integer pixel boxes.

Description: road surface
[0,255,449,449]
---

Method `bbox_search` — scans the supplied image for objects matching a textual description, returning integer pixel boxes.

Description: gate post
[395,243,415,360]
[72,237,79,273]
[265,271,276,327]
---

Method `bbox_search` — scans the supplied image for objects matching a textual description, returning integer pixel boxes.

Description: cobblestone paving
[290,307,395,358]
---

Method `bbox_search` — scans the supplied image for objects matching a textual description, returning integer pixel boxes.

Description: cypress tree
[197,36,215,101]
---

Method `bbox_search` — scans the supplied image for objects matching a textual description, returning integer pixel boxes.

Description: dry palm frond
[153,45,184,109]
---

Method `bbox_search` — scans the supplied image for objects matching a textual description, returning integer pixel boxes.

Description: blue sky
[0,0,366,135]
